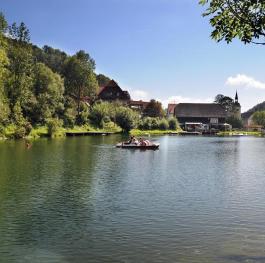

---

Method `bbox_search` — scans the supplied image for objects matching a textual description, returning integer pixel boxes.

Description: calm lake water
[1,136,265,263]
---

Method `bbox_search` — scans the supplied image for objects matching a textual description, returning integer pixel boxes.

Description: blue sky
[2,0,265,111]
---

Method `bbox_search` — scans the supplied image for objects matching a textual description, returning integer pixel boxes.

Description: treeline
[0,12,179,138]
[0,13,113,135]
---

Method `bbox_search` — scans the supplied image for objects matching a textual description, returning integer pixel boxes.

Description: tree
[252,111,265,127]
[0,13,10,124]
[97,74,111,86]
[6,21,34,120]
[115,106,138,132]
[226,116,243,129]
[143,99,164,118]
[0,12,8,33]
[9,22,30,43]
[31,63,64,123]
[214,94,234,112]
[63,51,98,122]
[32,45,68,75]
[200,0,265,45]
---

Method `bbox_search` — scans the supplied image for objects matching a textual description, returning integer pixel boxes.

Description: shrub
[46,118,63,136]
[0,125,5,137]
[143,117,152,130]
[115,106,138,132]
[24,122,33,135]
[0,97,10,125]
[76,102,89,125]
[151,118,159,129]
[89,101,114,127]
[14,126,26,139]
[159,118,169,130]
[63,108,76,128]
[226,116,243,129]
[103,121,116,131]
[168,118,178,130]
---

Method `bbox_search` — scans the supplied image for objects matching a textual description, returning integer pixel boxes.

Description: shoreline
[1,127,264,141]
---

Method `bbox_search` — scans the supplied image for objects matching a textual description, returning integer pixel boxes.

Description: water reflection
[0,136,265,262]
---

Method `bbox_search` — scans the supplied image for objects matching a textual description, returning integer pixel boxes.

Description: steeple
[235,91,238,103]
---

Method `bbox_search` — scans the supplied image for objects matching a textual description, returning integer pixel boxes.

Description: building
[174,103,227,131]
[172,92,241,131]
[167,103,177,118]
[97,80,131,103]
[228,91,241,119]
[129,100,149,112]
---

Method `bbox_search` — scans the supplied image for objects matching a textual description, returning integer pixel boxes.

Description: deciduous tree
[64,51,98,122]
[200,0,265,45]
[143,99,164,118]
[252,111,265,127]
[214,94,234,111]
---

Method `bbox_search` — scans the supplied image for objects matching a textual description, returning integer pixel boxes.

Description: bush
[89,101,114,127]
[103,121,116,131]
[151,118,159,129]
[76,102,89,125]
[168,118,178,130]
[12,122,32,139]
[24,122,33,135]
[226,116,243,129]
[0,97,10,125]
[46,118,63,136]
[158,118,169,130]
[0,125,5,137]
[115,106,138,132]
[14,126,26,139]
[63,108,76,128]
[142,117,153,130]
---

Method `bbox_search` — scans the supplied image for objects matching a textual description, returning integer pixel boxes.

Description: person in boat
[124,136,138,145]
[139,138,151,146]
[132,136,139,145]
[125,136,133,144]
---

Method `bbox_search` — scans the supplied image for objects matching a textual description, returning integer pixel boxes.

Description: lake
[1,136,265,263]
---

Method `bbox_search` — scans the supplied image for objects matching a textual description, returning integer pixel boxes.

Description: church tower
[232,91,241,119]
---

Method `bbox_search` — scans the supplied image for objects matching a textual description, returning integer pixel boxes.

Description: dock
[65,131,116,137]
[179,131,202,136]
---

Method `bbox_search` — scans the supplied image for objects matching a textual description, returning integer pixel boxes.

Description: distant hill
[242,101,265,119]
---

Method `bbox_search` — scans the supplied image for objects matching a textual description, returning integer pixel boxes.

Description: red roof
[130,100,149,106]
[97,80,121,95]
[167,104,177,114]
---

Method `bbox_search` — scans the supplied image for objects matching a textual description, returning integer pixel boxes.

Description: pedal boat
[116,142,159,150]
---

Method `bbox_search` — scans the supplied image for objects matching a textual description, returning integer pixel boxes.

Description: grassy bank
[217,131,264,137]
[130,129,181,136]
[0,124,122,140]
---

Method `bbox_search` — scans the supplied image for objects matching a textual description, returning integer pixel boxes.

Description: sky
[1,0,265,112]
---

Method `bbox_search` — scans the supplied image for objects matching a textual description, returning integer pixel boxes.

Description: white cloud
[160,96,212,108]
[226,74,265,90]
[130,89,150,101]
[125,84,212,108]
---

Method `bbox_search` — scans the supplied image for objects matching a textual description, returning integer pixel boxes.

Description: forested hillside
[0,12,114,135]
[242,101,265,119]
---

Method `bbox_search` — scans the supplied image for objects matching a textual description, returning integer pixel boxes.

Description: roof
[175,103,227,118]
[130,100,149,106]
[167,104,177,114]
[97,80,122,95]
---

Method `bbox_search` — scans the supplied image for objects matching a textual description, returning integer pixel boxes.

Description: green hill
[242,101,265,119]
